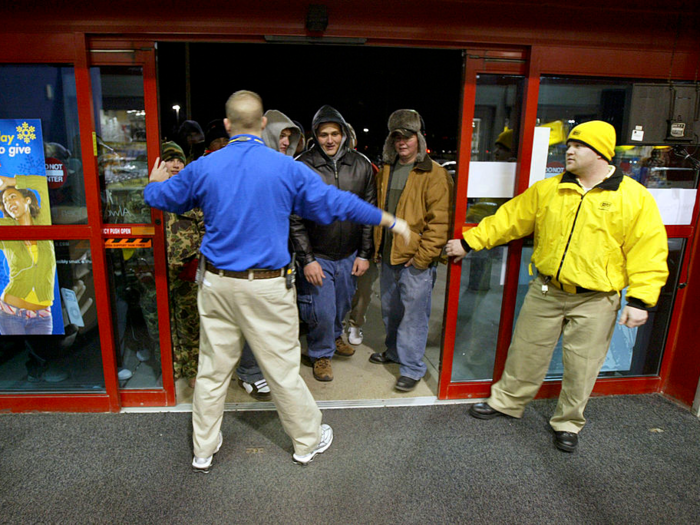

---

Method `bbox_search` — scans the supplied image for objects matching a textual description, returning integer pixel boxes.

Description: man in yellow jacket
[370,109,453,392]
[446,120,668,452]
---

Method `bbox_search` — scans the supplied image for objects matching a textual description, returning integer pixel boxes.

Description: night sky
[157,42,463,163]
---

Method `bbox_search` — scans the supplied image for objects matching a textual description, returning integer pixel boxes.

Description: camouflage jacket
[165,208,205,271]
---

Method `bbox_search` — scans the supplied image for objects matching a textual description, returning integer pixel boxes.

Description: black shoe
[369,352,394,364]
[554,431,578,452]
[469,402,508,420]
[395,376,419,392]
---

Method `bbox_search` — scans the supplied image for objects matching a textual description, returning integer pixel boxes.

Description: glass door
[89,43,175,406]
[440,49,529,399]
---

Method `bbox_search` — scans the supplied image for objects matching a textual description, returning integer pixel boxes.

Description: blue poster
[0,119,64,335]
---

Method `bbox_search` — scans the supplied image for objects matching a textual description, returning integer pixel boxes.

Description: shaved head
[225,90,264,135]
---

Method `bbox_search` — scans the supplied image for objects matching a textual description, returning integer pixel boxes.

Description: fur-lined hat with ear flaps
[382,109,427,164]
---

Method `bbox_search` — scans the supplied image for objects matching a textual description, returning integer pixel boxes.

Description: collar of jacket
[559,166,623,191]
[305,145,352,168]
[401,155,433,173]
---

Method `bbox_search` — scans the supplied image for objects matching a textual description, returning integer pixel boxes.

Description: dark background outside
[157,42,463,165]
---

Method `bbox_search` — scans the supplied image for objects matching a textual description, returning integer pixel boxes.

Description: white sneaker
[136,349,150,362]
[192,431,223,473]
[293,424,333,465]
[117,368,133,381]
[348,326,363,345]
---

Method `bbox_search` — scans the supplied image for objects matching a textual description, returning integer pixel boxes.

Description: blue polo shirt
[144,134,382,271]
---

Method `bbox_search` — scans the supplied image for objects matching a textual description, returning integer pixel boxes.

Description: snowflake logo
[16,122,36,144]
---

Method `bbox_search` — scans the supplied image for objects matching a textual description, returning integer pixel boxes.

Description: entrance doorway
[156,42,464,404]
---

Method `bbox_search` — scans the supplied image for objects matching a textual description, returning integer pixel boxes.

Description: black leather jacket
[291,106,376,264]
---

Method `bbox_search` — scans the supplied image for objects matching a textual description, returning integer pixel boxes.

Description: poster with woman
[0,119,64,335]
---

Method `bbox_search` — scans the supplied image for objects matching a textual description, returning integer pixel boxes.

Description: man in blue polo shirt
[145,90,408,472]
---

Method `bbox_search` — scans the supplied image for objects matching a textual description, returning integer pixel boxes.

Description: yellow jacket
[464,168,668,307]
[374,156,453,269]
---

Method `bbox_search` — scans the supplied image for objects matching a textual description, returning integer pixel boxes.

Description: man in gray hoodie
[230,110,305,400]
[262,110,304,156]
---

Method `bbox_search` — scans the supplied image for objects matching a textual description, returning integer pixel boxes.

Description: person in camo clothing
[161,141,205,388]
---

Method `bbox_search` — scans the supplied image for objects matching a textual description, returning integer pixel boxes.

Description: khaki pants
[488,275,620,433]
[192,271,322,458]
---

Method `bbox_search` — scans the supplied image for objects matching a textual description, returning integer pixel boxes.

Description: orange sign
[104,238,152,249]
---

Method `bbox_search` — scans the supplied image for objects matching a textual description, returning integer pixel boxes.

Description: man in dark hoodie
[292,106,376,382]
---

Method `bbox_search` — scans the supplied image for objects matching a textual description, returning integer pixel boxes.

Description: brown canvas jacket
[373,155,453,269]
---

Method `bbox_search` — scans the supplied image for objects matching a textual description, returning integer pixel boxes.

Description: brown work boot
[334,337,355,357]
[313,357,333,381]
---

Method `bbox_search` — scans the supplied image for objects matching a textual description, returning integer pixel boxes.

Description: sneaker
[117,368,133,381]
[238,378,271,401]
[136,349,150,362]
[192,431,223,473]
[313,357,333,381]
[293,424,333,465]
[334,337,355,357]
[348,326,363,345]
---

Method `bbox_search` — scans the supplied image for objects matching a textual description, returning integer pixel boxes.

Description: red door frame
[439,43,700,402]
[1,29,699,410]
[87,39,176,408]
[0,33,121,412]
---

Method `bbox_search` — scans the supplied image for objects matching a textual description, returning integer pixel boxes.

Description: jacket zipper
[555,192,585,281]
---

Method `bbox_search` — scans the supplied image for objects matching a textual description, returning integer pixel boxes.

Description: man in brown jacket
[369,109,453,391]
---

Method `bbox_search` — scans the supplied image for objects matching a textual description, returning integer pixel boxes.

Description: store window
[452,74,524,382]
[0,239,103,392]
[92,66,150,225]
[106,245,161,388]
[0,65,87,225]
[508,75,700,379]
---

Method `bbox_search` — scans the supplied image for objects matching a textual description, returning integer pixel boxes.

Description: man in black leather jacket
[292,105,376,382]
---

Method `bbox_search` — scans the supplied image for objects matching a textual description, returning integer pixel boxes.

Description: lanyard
[228,135,264,145]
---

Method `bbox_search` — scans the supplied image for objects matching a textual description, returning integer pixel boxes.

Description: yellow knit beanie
[566,121,616,162]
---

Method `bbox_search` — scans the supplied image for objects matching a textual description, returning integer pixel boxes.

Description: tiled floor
[175,263,448,407]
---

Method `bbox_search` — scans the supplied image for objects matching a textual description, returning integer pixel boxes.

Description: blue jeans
[0,310,53,335]
[298,253,357,360]
[380,262,437,380]
[236,342,264,383]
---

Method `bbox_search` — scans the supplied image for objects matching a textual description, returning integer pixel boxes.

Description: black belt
[541,275,595,295]
[205,262,284,280]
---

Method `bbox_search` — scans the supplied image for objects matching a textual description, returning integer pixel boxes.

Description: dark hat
[204,119,229,149]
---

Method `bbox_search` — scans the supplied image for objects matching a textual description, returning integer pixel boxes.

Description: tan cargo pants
[192,270,322,458]
[488,275,621,433]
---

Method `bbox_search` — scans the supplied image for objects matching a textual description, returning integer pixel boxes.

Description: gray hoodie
[262,110,302,156]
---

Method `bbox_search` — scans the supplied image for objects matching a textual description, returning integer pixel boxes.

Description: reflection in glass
[92,66,150,224]
[537,76,700,191]
[106,245,161,388]
[513,239,683,379]
[451,246,507,381]
[0,65,87,225]
[450,75,525,382]
[0,240,104,392]
[465,74,524,222]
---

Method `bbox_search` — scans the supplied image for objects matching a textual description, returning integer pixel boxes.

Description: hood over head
[382,109,427,164]
[262,110,302,156]
[310,105,350,161]
[204,119,229,150]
